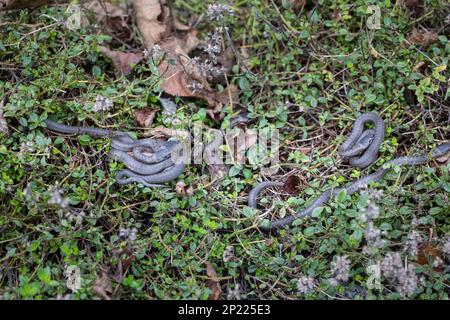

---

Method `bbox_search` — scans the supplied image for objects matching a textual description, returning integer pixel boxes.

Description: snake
[248,112,450,231]
[44,119,188,188]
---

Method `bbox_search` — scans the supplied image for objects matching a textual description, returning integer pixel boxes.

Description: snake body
[248,113,450,231]
[44,119,186,187]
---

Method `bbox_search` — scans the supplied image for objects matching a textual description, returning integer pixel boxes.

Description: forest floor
[0,0,449,299]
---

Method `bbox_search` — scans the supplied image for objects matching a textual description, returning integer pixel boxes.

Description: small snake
[44,119,186,187]
[248,112,450,231]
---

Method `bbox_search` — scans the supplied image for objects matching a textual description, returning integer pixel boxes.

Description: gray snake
[44,119,187,187]
[248,112,450,231]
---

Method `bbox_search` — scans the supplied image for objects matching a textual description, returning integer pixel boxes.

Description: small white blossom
[65,210,86,225]
[206,3,234,21]
[222,245,235,263]
[119,227,137,242]
[329,255,351,284]
[48,187,70,209]
[92,95,113,112]
[297,276,316,294]
[188,81,204,93]
[404,230,422,257]
[441,236,450,256]
[144,44,163,61]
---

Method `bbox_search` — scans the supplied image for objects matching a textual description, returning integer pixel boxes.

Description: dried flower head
[363,221,385,254]
[330,255,351,283]
[206,3,234,22]
[92,95,113,112]
[441,236,450,256]
[297,275,316,294]
[48,187,70,209]
[119,227,137,242]
[222,245,235,263]
[144,44,163,61]
[404,230,422,257]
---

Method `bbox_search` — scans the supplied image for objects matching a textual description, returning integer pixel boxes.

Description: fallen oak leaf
[417,243,442,272]
[404,28,439,48]
[99,46,143,76]
[92,267,113,300]
[283,176,302,194]
[132,0,170,48]
[134,107,157,127]
[205,262,222,300]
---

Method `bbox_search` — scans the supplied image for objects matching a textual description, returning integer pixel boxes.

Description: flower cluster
[144,44,163,61]
[18,140,35,159]
[441,235,450,256]
[119,227,137,242]
[328,255,351,286]
[48,187,70,209]
[206,3,234,22]
[380,252,418,297]
[65,210,86,225]
[363,221,385,254]
[222,245,235,263]
[92,95,113,112]
[297,275,316,294]
[404,230,422,257]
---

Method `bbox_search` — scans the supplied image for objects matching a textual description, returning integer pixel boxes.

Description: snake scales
[248,112,450,231]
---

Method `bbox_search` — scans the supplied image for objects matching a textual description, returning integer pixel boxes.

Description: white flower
[330,255,351,283]
[119,227,137,242]
[206,3,234,21]
[297,276,316,294]
[92,95,113,112]
[48,187,70,209]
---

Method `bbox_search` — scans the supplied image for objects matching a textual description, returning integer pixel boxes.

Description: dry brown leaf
[175,181,194,196]
[0,99,9,136]
[283,176,302,194]
[208,164,228,181]
[132,0,239,119]
[132,0,170,48]
[417,243,442,271]
[134,107,157,127]
[92,268,113,300]
[99,46,143,76]
[404,28,439,48]
[205,262,221,300]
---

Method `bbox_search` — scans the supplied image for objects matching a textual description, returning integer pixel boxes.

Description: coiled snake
[248,112,450,231]
[44,119,187,187]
